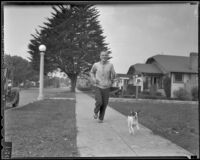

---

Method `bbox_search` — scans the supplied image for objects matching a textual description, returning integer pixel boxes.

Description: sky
[3,2,198,74]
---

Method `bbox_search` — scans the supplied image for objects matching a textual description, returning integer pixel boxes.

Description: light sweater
[90,61,116,89]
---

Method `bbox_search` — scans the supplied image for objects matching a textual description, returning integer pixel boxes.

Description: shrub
[76,83,93,91]
[191,86,198,100]
[24,81,32,88]
[138,92,167,100]
[156,92,162,96]
[141,90,150,95]
[163,76,171,98]
[126,85,141,95]
[150,84,157,96]
[173,88,192,100]
[77,87,92,91]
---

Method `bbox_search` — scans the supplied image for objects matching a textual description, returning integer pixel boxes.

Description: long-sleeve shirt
[90,61,116,89]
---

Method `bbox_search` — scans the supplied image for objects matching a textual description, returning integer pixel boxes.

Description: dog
[127,110,140,135]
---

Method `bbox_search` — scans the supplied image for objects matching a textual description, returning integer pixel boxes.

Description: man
[90,51,116,123]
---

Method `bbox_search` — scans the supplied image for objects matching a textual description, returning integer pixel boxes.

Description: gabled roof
[116,73,131,78]
[127,63,163,75]
[146,54,198,73]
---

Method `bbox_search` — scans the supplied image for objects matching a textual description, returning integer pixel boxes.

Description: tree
[28,4,111,92]
[4,54,39,86]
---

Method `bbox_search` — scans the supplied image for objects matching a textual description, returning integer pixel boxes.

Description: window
[174,73,183,83]
[136,79,141,83]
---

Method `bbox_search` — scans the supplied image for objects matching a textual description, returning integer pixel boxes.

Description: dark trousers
[94,87,110,120]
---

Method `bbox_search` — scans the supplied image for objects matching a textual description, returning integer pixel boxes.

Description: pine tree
[28,4,111,92]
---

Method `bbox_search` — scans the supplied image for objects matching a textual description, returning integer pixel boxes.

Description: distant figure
[90,51,116,123]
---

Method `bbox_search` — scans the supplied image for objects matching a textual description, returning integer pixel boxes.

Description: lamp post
[37,44,46,100]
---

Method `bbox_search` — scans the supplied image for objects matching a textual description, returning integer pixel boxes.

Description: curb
[109,97,198,105]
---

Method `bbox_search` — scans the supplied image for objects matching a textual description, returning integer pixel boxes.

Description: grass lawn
[4,91,79,157]
[108,100,199,157]
[44,88,75,99]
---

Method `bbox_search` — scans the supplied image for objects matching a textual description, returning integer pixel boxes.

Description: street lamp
[37,44,46,100]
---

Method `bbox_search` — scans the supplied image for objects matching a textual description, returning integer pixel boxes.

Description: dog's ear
[137,110,141,114]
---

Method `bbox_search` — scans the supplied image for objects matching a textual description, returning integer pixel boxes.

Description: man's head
[100,51,109,63]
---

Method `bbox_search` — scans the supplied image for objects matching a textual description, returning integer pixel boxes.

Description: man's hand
[92,78,100,85]
[94,79,100,84]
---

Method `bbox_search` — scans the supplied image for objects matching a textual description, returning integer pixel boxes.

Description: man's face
[100,51,109,62]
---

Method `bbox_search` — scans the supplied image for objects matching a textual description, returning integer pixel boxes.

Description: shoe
[93,113,98,119]
[98,119,103,123]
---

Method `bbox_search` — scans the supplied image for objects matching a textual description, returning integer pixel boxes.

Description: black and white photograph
[2,1,199,159]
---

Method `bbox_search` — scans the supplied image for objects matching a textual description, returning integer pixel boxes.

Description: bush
[173,88,192,100]
[24,81,32,88]
[191,86,198,100]
[77,84,93,91]
[126,85,141,95]
[77,87,92,91]
[122,95,135,98]
[138,93,167,100]
[156,92,162,96]
[150,84,157,96]
[141,90,150,95]
[139,90,164,99]
[163,76,171,98]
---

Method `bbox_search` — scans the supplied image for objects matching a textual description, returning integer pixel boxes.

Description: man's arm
[90,64,97,83]
[111,64,116,83]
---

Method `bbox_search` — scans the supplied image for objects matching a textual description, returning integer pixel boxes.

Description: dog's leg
[128,125,133,135]
[128,118,133,134]
[129,129,132,134]
[129,127,132,134]
[131,125,134,135]
[136,123,140,130]
[128,121,131,134]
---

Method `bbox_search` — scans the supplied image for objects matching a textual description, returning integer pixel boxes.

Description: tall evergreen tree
[28,4,111,92]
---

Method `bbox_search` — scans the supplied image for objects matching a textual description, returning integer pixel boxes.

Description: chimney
[189,52,198,70]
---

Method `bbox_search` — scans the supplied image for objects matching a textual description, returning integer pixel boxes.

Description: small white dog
[127,110,140,135]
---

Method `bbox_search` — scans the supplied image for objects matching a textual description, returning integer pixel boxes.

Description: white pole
[37,44,46,100]
[37,52,45,100]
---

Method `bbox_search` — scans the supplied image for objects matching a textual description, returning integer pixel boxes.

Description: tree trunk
[69,75,77,92]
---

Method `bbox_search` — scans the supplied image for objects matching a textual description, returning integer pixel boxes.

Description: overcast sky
[3,2,198,74]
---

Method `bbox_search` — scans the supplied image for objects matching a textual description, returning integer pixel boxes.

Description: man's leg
[99,88,110,121]
[94,87,103,118]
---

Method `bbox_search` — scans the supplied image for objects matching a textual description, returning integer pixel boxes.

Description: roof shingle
[127,63,163,75]
[146,54,198,73]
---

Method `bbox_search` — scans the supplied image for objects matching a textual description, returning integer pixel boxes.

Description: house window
[136,79,141,83]
[174,73,183,83]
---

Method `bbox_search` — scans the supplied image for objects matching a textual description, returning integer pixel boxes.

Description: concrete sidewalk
[76,90,192,158]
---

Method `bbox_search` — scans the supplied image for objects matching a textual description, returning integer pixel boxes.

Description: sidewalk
[76,90,193,157]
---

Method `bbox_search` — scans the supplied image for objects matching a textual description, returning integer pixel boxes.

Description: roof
[146,54,198,73]
[116,73,131,78]
[127,63,163,75]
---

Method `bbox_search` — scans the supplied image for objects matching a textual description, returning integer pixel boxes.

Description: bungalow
[127,52,198,98]
[113,73,131,90]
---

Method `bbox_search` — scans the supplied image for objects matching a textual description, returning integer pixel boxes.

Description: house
[127,52,198,98]
[113,73,131,90]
